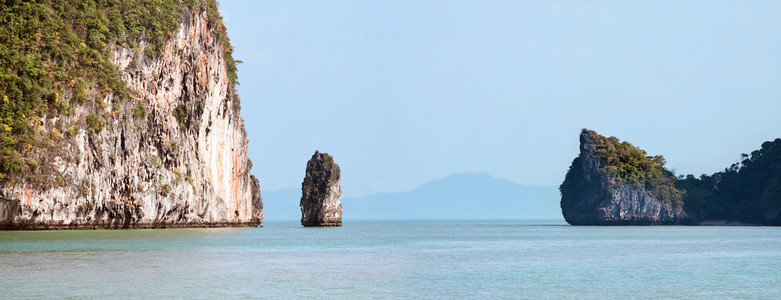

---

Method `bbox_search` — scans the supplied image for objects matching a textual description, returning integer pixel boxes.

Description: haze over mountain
[262,173,562,221]
[222,1,781,197]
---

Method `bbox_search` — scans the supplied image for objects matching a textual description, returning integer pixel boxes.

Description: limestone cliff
[560,129,687,225]
[300,151,342,227]
[0,2,262,229]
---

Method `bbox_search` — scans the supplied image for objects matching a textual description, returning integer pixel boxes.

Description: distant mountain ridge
[261,173,562,221]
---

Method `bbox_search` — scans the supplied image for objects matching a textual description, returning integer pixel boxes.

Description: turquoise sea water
[1,220,780,299]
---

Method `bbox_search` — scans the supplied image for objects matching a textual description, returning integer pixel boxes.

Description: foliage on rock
[678,138,781,224]
[0,0,240,182]
[582,129,685,207]
[85,113,105,133]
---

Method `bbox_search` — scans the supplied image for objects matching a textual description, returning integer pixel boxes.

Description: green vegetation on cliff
[0,0,239,182]
[583,129,684,207]
[564,129,781,225]
[678,138,781,224]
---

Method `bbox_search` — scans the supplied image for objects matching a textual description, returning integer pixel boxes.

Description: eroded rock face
[300,151,342,227]
[0,5,262,230]
[560,129,687,225]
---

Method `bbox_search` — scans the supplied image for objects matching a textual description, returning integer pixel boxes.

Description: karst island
[561,129,781,226]
[300,151,343,227]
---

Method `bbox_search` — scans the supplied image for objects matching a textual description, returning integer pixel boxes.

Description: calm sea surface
[1,220,780,299]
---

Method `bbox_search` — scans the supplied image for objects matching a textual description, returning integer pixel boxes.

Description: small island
[561,129,781,226]
[300,151,343,227]
[560,129,687,225]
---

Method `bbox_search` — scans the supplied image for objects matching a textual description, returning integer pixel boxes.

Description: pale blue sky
[220,1,781,197]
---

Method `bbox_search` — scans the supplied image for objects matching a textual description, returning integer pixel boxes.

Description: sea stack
[300,151,343,226]
[559,129,688,225]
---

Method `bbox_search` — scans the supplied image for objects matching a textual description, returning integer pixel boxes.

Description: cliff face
[560,130,687,225]
[0,4,262,229]
[300,151,342,227]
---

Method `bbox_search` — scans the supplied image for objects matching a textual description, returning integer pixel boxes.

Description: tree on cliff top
[581,129,685,208]
[678,138,781,224]
[0,0,238,182]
